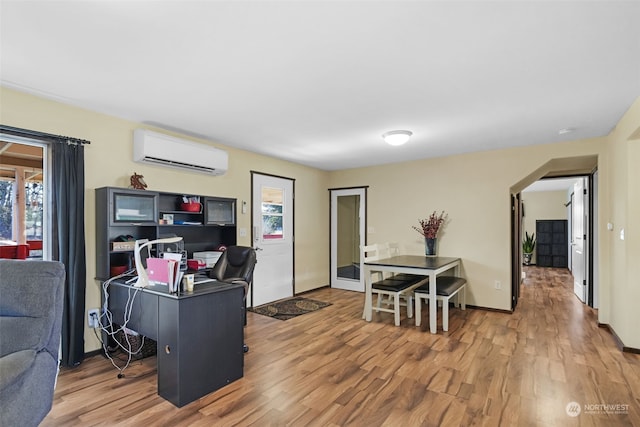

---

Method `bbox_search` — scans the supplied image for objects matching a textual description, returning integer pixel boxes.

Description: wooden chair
[362,243,426,326]
[361,243,384,282]
[361,244,383,319]
[414,276,466,331]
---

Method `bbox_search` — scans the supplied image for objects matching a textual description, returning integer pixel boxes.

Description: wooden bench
[362,243,428,326]
[414,276,466,331]
[372,275,428,326]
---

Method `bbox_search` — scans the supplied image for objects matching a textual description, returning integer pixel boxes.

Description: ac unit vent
[133,129,228,176]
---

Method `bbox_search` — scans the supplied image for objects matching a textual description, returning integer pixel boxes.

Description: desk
[363,256,461,333]
[107,279,245,407]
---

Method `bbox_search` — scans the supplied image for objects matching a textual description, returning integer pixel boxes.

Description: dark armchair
[209,246,256,352]
[0,259,65,427]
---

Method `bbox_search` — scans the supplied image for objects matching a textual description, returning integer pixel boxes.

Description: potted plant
[412,211,448,256]
[522,231,535,265]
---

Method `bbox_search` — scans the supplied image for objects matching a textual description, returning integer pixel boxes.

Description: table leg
[363,265,372,321]
[429,272,437,333]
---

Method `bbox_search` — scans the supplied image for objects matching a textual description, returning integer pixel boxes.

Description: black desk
[108,279,245,407]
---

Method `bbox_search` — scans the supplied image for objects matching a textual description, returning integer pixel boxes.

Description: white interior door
[251,173,294,307]
[572,178,586,302]
[330,188,365,292]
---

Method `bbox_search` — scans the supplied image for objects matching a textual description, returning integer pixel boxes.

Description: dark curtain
[51,142,87,367]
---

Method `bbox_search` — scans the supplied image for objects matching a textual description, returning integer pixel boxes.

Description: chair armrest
[229,279,248,298]
[0,350,37,390]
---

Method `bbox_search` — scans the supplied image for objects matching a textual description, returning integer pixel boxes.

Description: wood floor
[42,267,640,426]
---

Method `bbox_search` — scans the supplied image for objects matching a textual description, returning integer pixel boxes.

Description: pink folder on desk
[147,258,172,285]
[147,257,180,292]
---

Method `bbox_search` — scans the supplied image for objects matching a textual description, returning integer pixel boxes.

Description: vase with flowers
[412,210,448,256]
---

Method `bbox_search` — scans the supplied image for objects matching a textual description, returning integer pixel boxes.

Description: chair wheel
[243,344,249,353]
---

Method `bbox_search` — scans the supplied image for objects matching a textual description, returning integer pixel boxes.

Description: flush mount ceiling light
[558,127,576,135]
[382,130,413,146]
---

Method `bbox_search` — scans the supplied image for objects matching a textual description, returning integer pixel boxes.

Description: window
[25,181,44,240]
[261,186,284,240]
[0,140,46,257]
[0,180,13,242]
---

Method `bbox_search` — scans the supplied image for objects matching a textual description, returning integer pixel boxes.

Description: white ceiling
[1,1,639,171]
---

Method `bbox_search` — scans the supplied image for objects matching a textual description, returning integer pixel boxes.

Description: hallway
[516,266,638,424]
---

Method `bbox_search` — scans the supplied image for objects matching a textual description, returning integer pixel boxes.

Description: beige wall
[606,98,640,348]
[2,86,639,350]
[522,190,569,264]
[1,87,331,352]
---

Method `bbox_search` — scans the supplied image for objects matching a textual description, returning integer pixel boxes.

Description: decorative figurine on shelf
[130,172,147,190]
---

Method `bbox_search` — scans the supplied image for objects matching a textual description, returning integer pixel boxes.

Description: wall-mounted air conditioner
[133,129,228,176]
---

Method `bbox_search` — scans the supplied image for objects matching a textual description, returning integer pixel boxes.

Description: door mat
[249,297,331,320]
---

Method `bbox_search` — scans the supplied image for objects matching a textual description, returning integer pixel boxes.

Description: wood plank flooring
[42,267,640,426]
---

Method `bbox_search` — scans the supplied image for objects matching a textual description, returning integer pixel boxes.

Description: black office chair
[209,246,256,353]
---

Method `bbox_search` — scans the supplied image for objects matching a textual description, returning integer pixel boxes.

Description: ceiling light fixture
[382,130,412,146]
[558,127,575,135]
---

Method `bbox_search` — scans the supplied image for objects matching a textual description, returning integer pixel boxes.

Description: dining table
[363,255,462,333]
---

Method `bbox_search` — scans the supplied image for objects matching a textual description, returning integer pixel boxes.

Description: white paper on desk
[175,271,184,292]
[163,253,183,292]
[163,253,183,263]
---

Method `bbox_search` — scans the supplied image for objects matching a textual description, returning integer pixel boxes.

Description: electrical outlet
[494,280,502,290]
[88,309,100,328]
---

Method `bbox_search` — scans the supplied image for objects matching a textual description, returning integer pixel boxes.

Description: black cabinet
[109,188,159,225]
[205,198,236,225]
[96,187,237,280]
[108,281,245,407]
[536,220,568,268]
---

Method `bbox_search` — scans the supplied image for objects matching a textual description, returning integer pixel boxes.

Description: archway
[509,155,597,310]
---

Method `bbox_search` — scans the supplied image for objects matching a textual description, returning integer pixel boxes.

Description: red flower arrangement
[412,211,448,239]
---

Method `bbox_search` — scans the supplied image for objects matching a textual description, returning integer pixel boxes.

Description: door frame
[250,171,295,307]
[329,186,367,292]
[588,170,598,308]
[511,193,521,310]
[511,172,597,310]
[572,177,587,303]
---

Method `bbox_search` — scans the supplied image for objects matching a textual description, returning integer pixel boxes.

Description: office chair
[209,246,256,353]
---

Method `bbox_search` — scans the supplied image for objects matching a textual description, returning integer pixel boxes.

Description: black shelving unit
[536,219,568,268]
[95,187,236,280]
